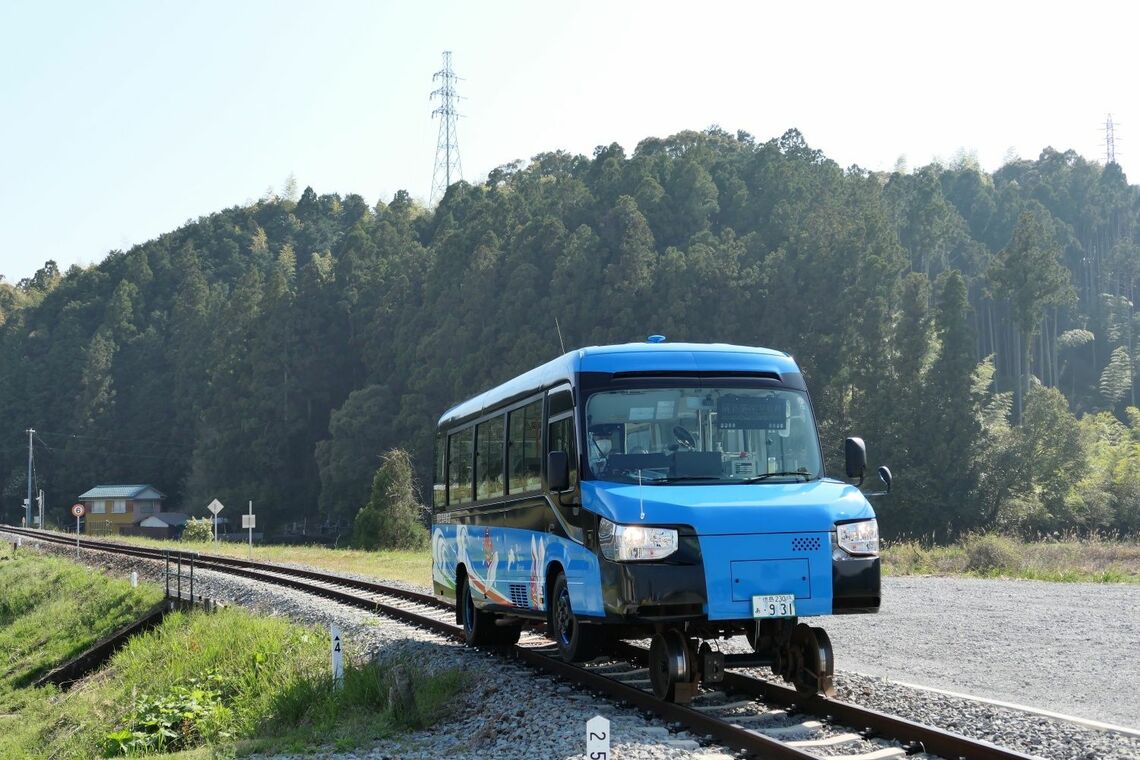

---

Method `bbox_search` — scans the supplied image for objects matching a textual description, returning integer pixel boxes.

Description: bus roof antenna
[555,317,566,354]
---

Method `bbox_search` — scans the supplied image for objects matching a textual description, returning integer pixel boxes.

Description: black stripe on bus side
[438,496,568,537]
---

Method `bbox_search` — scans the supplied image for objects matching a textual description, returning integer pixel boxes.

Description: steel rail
[3,525,441,605]
[612,641,1034,760]
[2,525,1038,760]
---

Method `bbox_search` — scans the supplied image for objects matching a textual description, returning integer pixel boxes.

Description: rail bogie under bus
[431,339,886,702]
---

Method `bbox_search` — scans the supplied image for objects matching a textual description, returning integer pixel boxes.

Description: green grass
[49,522,1140,588]
[0,553,466,758]
[84,533,434,589]
[882,533,1140,583]
[0,552,163,691]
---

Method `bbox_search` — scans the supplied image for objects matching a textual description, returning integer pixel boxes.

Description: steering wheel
[673,426,695,450]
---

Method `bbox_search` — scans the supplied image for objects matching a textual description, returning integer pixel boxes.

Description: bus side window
[448,428,474,505]
[434,432,445,510]
[476,416,505,500]
[549,388,573,417]
[549,416,578,491]
[508,400,542,493]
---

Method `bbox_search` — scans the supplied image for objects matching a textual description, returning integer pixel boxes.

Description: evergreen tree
[927,270,983,535]
[351,449,428,550]
[988,210,1074,420]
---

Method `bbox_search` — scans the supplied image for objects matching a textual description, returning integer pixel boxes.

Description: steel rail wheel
[790,623,835,696]
[649,629,692,701]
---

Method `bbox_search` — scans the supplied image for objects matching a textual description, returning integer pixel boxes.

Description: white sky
[1,0,1136,281]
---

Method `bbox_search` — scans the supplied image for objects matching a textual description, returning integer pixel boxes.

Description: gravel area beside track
[7,531,1139,759]
[821,575,1140,728]
[237,559,1140,731]
[830,673,1140,760]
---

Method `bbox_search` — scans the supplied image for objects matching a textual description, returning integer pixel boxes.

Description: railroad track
[2,525,1035,760]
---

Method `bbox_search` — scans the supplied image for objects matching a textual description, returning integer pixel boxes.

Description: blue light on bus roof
[647,335,666,343]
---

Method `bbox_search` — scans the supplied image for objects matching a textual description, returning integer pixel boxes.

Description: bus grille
[509,584,529,607]
[791,537,821,552]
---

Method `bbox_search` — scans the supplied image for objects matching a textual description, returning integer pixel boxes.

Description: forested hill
[3,128,1139,540]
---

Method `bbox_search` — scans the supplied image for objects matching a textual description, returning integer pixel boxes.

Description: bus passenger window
[448,428,474,505]
[476,417,505,500]
[433,432,445,510]
[508,400,542,493]
[549,417,578,490]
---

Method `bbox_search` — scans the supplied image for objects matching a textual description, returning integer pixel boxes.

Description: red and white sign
[70,503,86,518]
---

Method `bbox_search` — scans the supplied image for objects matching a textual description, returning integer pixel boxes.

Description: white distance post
[586,715,610,759]
[330,624,344,689]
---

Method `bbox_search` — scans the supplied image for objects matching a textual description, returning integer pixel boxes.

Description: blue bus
[431,339,886,701]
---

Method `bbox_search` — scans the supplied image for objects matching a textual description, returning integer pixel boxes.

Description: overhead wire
[34,437,182,462]
[35,429,194,451]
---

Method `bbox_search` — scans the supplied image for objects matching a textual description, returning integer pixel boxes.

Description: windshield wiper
[741,471,813,483]
[645,476,724,484]
[609,469,669,483]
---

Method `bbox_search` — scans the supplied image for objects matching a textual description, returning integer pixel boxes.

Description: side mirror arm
[864,465,893,497]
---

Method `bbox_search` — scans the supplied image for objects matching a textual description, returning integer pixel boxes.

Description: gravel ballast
[821,575,1140,728]
[6,531,1139,759]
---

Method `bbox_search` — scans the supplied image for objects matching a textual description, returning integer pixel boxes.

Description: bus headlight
[835,519,879,556]
[598,518,678,561]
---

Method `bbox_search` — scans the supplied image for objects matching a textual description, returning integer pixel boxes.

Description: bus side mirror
[548,451,570,492]
[844,437,867,480]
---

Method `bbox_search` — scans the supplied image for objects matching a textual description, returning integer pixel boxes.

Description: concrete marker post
[331,624,343,689]
[587,715,610,759]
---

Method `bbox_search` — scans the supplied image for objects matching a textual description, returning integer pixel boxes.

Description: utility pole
[25,428,34,528]
[430,50,464,205]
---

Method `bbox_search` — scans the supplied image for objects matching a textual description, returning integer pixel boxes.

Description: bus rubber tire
[460,576,499,647]
[549,572,602,661]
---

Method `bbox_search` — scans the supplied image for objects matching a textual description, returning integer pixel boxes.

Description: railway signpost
[70,503,85,557]
[207,499,224,542]
[242,501,255,559]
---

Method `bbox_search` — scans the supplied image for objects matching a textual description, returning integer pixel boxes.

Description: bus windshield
[584,386,822,484]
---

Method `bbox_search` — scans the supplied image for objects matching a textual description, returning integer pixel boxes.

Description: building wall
[81,498,163,535]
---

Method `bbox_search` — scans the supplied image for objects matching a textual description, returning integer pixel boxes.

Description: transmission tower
[430,51,463,205]
[1105,114,1117,165]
